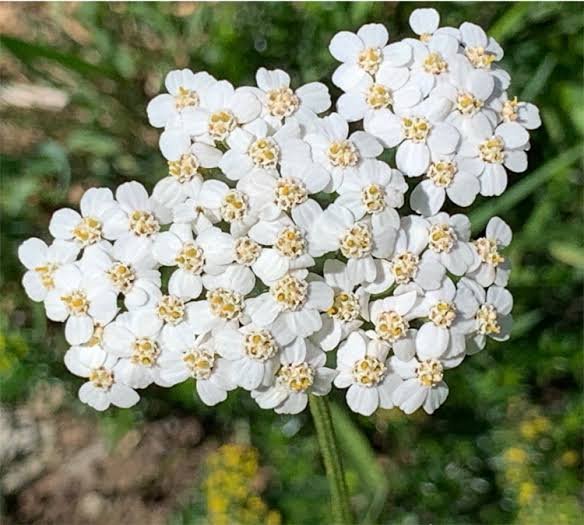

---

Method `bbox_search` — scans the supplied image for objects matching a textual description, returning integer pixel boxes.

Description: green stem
[309,395,353,525]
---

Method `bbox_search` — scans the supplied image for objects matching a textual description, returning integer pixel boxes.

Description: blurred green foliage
[1,2,582,524]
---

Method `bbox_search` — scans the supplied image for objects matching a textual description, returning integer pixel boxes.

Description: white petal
[396,141,430,177]
[410,180,445,216]
[329,31,364,62]
[486,217,512,246]
[416,323,449,359]
[346,384,379,416]
[357,24,388,48]
[65,315,93,345]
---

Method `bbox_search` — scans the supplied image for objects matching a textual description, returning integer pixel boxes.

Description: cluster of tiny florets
[19,9,537,416]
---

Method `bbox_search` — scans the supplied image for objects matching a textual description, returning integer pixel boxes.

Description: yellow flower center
[234,237,261,266]
[86,323,104,348]
[352,356,386,387]
[61,289,89,316]
[131,337,160,367]
[266,87,300,118]
[327,140,359,168]
[361,183,386,213]
[220,190,248,222]
[157,295,185,325]
[420,33,432,43]
[277,362,314,393]
[465,47,496,70]
[208,110,237,140]
[416,358,444,386]
[89,367,114,389]
[34,263,58,290]
[456,91,484,115]
[106,262,136,293]
[183,347,216,380]
[476,303,501,335]
[175,242,205,274]
[375,310,409,342]
[502,97,519,122]
[366,83,392,110]
[208,288,244,320]
[73,216,102,246]
[168,153,200,183]
[249,138,280,168]
[274,177,308,211]
[390,251,419,284]
[429,301,457,328]
[270,274,308,311]
[401,117,431,143]
[357,47,383,74]
[474,237,505,267]
[129,210,160,237]
[428,223,456,253]
[427,160,456,188]
[479,136,505,164]
[326,292,360,322]
[244,330,278,361]
[340,223,372,259]
[423,52,448,75]
[274,226,306,259]
[174,86,200,110]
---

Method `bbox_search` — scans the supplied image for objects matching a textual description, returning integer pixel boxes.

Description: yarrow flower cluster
[19,10,538,416]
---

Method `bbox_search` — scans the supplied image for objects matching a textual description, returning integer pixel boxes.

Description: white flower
[334,331,402,416]
[381,216,446,291]
[147,69,216,129]
[237,162,330,221]
[420,213,476,275]
[312,260,369,352]
[329,24,412,92]
[459,22,510,89]
[310,204,395,284]
[152,143,222,206]
[153,224,234,300]
[365,96,460,177]
[405,33,460,97]
[336,62,421,123]
[44,263,118,345]
[466,216,512,287]
[336,159,406,229]
[80,241,161,309]
[409,155,482,215]
[219,119,310,182]
[460,121,530,197]
[172,179,259,238]
[186,264,256,335]
[367,290,419,361]
[249,67,331,130]
[65,345,139,411]
[18,238,79,302]
[435,55,498,134]
[491,93,542,130]
[456,277,513,354]
[105,181,171,249]
[305,113,383,190]
[185,80,261,146]
[247,273,333,338]
[391,354,457,414]
[157,325,236,406]
[410,278,474,362]
[252,338,336,414]
[247,213,314,285]
[408,8,460,42]
[49,188,119,249]
[215,322,294,390]
[102,309,167,389]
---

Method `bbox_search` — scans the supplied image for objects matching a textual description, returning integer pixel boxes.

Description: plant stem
[309,395,353,525]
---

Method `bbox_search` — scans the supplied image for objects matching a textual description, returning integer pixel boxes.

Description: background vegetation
[1,2,582,524]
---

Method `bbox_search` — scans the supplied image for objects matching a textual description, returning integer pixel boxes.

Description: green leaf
[0,34,120,80]
[549,242,584,270]
[470,147,583,233]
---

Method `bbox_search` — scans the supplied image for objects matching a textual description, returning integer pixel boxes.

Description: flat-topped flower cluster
[19,9,539,416]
